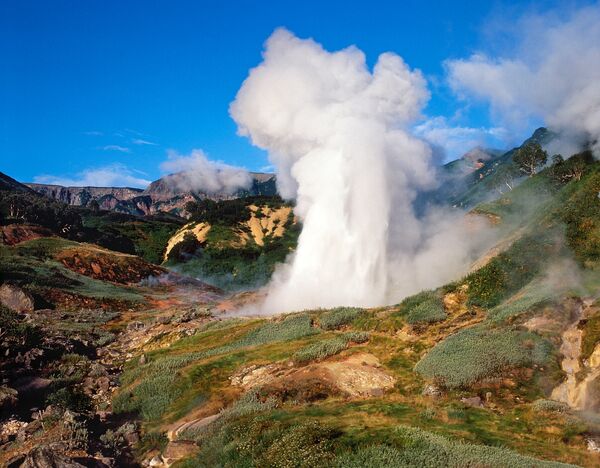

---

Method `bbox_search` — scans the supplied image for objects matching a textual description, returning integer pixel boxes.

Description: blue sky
[0,0,570,187]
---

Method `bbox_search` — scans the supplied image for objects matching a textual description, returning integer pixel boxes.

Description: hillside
[164,196,300,290]
[2,138,600,466]
[27,172,277,217]
[94,150,600,467]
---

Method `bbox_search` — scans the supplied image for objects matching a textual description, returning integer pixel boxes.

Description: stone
[422,384,443,398]
[162,441,198,466]
[0,283,34,313]
[461,396,484,407]
[20,446,86,468]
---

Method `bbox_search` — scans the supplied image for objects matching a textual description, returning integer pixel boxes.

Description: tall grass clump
[414,325,552,389]
[319,307,362,330]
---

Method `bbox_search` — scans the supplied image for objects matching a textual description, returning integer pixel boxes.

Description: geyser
[231,29,487,312]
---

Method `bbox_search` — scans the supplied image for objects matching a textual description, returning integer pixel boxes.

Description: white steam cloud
[231,29,490,312]
[160,149,252,195]
[446,4,600,156]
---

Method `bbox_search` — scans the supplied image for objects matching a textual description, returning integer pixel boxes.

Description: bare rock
[422,384,443,399]
[0,283,34,313]
[19,446,86,468]
[162,440,198,466]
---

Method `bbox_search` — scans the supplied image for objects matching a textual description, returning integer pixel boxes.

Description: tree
[513,142,548,176]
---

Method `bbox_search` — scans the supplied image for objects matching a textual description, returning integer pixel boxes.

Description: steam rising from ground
[447,4,600,156]
[231,29,490,312]
[160,149,252,194]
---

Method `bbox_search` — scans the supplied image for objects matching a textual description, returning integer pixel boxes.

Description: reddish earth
[56,247,166,284]
[0,224,53,245]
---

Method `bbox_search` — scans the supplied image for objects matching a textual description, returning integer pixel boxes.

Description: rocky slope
[27,172,277,217]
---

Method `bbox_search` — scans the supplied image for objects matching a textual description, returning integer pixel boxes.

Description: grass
[319,307,363,330]
[334,425,575,468]
[414,325,552,389]
[114,313,318,421]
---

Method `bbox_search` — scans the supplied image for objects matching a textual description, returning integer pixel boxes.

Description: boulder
[461,396,484,408]
[162,441,198,466]
[0,284,34,313]
[20,446,86,468]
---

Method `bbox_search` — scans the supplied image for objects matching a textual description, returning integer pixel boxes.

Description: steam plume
[160,149,252,195]
[231,29,489,312]
[446,4,600,156]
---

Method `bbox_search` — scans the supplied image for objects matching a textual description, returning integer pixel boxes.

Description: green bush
[395,290,446,325]
[293,337,348,364]
[406,299,446,325]
[293,332,370,364]
[414,325,552,389]
[319,307,362,330]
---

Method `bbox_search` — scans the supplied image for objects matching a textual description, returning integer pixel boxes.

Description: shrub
[292,332,370,364]
[532,399,570,413]
[396,290,446,325]
[414,325,552,389]
[319,307,362,330]
[406,299,446,325]
[293,337,348,364]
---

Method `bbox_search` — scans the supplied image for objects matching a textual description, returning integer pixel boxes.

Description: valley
[2,130,600,466]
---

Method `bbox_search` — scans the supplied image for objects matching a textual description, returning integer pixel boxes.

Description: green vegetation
[319,307,363,330]
[81,211,182,264]
[532,399,570,414]
[414,325,552,388]
[334,425,573,468]
[462,233,556,308]
[114,313,317,420]
[172,214,300,291]
[292,332,369,364]
[185,196,287,226]
[581,307,600,362]
[513,141,548,176]
[395,290,446,325]
[0,238,143,308]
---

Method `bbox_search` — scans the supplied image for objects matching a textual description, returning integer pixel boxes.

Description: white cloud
[83,130,103,136]
[132,138,158,146]
[414,116,506,161]
[34,164,151,188]
[102,144,131,153]
[160,149,252,194]
[446,4,600,156]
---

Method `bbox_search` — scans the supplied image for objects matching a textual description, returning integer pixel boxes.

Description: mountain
[0,171,37,193]
[27,171,277,217]
[439,127,555,207]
